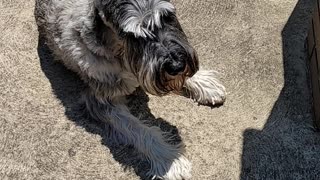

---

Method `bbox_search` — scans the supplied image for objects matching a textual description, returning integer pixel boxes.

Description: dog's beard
[125,48,196,96]
[125,43,188,96]
[137,62,193,96]
[164,65,191,93]
[166,75,185,92]
[123,27,199,96]
[137,61,167,95]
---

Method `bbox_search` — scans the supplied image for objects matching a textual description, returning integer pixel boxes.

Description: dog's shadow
[35,24,182,180]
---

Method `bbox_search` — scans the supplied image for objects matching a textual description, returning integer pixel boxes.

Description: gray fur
[36,0,226,179]
[118,0,175,38]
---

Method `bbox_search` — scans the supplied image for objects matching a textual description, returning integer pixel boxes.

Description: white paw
[184,70,226,106]
[148,155,192,180]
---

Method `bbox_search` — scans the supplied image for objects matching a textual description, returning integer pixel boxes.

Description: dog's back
[35,0,119,78]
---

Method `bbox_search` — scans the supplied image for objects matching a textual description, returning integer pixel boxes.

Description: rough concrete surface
[1,0,320,179]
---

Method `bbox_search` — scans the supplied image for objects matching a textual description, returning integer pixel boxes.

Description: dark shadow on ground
[34,3,182,179]
[241,0,320,179]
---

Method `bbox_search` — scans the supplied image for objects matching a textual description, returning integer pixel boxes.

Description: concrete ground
[1,0,320,179]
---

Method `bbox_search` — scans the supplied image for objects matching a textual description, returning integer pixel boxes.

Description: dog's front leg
[84,90,191,180]
[182,70,226,106]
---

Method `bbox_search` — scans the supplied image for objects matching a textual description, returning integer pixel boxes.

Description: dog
[35,0,226,179]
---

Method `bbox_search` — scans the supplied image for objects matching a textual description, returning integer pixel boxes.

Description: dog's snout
[164,60,186,76]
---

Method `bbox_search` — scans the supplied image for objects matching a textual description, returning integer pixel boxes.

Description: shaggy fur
[35,0,226,179]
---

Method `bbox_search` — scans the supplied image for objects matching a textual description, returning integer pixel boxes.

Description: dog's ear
[118,0,175,38]
[96,0,175,39]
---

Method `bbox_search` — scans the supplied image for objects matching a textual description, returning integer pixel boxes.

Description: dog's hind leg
[183,70,226,106]
[83,90,191,180]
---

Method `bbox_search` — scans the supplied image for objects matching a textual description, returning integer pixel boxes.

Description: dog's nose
[164,60,186,76]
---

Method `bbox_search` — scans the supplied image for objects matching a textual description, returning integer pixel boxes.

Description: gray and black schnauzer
[36,0,226,179]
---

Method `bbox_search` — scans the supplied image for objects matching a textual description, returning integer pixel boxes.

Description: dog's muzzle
[163,61,195,93]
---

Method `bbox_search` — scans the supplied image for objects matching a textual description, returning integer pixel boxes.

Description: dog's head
[99,0,199,95]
